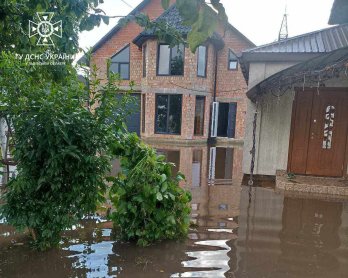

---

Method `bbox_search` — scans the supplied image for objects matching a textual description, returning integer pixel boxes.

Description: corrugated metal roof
[244,24,348,54]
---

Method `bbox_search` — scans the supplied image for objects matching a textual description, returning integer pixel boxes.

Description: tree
[0,0,227,54]
[0,53,131,249]
[0,0,108,54]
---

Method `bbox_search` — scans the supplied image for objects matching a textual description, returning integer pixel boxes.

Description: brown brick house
[89,0,254,142]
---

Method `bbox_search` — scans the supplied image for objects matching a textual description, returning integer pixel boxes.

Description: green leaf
[101,15,109,25]
[160,173,167,183]
[161,0,170,9]
[156,192,163,201]
[161,182,168,193]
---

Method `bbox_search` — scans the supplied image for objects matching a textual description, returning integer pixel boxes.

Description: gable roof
[329,0,348,25]
[133,4,254,48]
[90,0,151,53]
[244,24,348,54]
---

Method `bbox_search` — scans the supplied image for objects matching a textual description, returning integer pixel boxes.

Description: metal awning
[246,47,348,102]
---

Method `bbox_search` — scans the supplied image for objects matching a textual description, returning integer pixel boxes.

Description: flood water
[1,144,348,278]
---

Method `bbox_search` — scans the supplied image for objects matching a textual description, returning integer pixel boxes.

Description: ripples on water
[1,146,348,278]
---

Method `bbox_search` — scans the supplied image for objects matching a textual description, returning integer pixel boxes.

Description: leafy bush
[109,133,192,246]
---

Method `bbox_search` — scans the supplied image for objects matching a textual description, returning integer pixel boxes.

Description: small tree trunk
[29,228,37,241]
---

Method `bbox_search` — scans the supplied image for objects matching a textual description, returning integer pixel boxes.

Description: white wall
[243,62,296,175]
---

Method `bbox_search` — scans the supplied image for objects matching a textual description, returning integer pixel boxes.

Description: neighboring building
[88,0,254,142]
[240,22,348,178]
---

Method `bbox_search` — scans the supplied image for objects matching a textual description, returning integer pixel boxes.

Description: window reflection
[192,149,203,187]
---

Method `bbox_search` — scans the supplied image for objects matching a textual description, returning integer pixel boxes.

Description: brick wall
[215,28,254,139]
[91,0,175,86]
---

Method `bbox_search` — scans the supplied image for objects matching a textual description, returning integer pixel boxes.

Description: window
[228,49,238,70]
[194,96,205,136]
[217,102,237,138]
[143,44,147,77]
[110,45,130,79]
[157,44,184,75]
[197,45,207,77]
[155,94,182,134]
[141,94,146,133]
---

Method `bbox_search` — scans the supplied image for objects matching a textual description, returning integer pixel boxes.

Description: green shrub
[109,133,192,246]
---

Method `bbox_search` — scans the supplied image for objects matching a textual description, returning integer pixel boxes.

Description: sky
[78,0,335,54]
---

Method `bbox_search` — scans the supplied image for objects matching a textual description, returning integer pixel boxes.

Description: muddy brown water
[1,145,348,278]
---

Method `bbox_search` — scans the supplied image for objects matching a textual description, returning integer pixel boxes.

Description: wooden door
[289,89,348,177]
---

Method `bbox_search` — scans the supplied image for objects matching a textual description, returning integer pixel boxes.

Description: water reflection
[236,187,348,278]
[172,240,231,278]
[151,144,242,277]
[1,145,348,278]
[66,240,117,278]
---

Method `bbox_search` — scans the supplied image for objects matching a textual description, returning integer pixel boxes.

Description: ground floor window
[194,96,205,136]
[217,102,237,138]
[155,94,182,134]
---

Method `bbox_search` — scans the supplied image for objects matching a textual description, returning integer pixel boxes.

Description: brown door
[289,89,348,177]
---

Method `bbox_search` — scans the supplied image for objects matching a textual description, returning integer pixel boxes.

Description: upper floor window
[197,45,207,77]
[110,45,130,80]
[194,96,205,135]
[228,49,238,70]
[157,44,184,76]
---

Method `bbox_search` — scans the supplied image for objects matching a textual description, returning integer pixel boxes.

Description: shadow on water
[1,144,348,277]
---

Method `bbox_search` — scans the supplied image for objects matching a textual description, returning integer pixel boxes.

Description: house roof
[244,24,348,54]
[246,46,348,102]
[79,0,254,64]
[329,0,348,25]
[133,4,191,46]
[133,4,254,49]
[240,24,348,83]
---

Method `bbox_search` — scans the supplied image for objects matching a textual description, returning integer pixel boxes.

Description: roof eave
[245,46,348,102]
[239,52,322,84]
[90,0,151,54]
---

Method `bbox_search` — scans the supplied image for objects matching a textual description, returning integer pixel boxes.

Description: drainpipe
[208,45,220,145]
[213,46,219,102]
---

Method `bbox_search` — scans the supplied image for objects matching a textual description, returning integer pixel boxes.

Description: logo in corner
[29,12,62,46]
